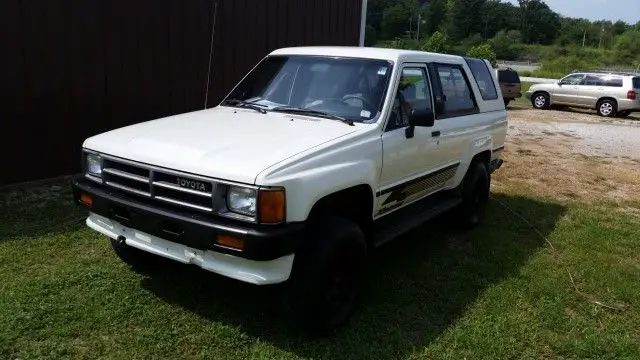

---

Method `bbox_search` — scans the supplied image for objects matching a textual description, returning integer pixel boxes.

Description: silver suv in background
[526,73,640,117]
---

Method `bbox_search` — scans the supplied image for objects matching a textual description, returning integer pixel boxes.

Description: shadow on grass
[0,178,86,242]
[139,193,566,359]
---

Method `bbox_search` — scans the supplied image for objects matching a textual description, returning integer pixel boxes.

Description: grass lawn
[512,81,533,107]
[1,180,639,359]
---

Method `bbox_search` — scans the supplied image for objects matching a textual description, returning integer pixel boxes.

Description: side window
[465,58,499,100]
[603,77,623,87]
[560,74,584,85]
[582,75,604,86]
[433,64,477,116]
[387,67,432,131]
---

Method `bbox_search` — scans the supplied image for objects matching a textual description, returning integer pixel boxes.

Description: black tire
[616,110,631,118]
[282,217,367,336]
[456,161,490,229]
[596,99,617,117]
[110,237,160,272]
[531,92,550,110]
[504,99,511,107]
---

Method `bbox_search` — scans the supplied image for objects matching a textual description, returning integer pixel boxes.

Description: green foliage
[489,30,522,60]
[446,0,486,41]
[480,0,520,39]
[421,31,448,53]
[534,56,596,79]
[466,44,497,67]
[367,0,638,69]
[614,30,640,63]
[423,0,447,36]
[381,3,411,39]
[518,0,561,44]
[365,25,378,47]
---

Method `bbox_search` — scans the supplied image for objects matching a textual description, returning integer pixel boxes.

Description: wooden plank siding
[0,0,362,185]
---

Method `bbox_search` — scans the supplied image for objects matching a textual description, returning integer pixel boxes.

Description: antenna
[204,0,219,109]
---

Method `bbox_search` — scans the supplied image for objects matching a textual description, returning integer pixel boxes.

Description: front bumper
[524,91,533,100]
[72,178,305,284]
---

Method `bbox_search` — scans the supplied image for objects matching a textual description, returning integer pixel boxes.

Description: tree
[467,44,497,67]
[481,0,520,39]
[518,0,561,44]
[423,0,447,36]
[612,20,629,36]
[421,31,448,53]
[614,30,640,63]
[381,3,411,40]
[489,29,521,60]
[446,0,486,41]
[365,25,378,46]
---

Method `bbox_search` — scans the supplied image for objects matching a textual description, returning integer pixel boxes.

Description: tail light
[628,90,637,100]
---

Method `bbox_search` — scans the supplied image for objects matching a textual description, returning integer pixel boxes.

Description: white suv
[72,47,507,334]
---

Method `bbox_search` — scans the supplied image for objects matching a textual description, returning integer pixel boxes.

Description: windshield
[224,55,393,122]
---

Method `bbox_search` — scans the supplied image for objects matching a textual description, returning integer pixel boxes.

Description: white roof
[270,46,463,63]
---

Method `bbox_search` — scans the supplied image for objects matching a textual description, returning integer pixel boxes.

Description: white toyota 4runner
[72,47,507,335]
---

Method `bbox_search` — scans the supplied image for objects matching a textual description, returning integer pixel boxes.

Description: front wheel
[531,92,550,110]
[282,217,367,336]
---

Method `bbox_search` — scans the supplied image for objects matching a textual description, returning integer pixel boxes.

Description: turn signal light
[258,189,285,224]
[79,193,93,206]
[216,234,245,250]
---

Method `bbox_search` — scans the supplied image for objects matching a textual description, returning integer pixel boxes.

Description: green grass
[512,81,534,107]
[1,183,640,359]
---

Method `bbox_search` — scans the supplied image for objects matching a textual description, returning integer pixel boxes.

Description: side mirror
[409,108,435,127]
[405,108,435,139]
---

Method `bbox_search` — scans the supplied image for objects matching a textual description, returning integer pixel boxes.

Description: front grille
[100,157,215,212]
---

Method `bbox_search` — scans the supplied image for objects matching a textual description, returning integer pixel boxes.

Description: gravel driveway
[507,107,640,159]
[494,106,640,203]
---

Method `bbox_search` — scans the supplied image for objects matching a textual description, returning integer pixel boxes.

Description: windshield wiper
[272,106,354,126]
[222,98,267,114]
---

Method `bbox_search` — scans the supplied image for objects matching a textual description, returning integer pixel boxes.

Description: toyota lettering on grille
[176,177,207,192]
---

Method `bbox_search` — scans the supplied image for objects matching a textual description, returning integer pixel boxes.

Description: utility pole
[582,29,586,47]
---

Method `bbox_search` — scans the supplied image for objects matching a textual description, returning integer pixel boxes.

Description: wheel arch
[596,96,617,109]
[307,184,375,245]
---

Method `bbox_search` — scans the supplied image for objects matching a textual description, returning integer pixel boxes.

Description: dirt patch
[494,108,640,203]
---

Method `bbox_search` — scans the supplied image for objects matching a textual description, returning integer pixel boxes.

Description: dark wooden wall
[0,0,363,185]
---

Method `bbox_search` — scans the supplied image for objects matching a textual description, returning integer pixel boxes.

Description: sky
[503,0,640,24]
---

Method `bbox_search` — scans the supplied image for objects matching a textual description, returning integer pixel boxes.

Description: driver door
[553,74,584,105]
[377,65,442,217]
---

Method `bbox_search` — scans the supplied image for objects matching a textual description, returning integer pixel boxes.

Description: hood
[83,106,359,184]
[529,82,555,91]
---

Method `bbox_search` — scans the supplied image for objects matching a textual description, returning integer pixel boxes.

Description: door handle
[432,131,441,137]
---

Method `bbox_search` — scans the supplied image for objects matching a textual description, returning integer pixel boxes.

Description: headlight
[86,153,102,177]
[226,186,257,216]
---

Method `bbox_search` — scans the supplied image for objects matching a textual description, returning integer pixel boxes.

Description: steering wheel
[340,95,376,110]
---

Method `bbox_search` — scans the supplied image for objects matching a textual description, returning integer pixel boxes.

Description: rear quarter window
[465,58,499,101]
[498,70,520,83]
[603,77,623,87]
